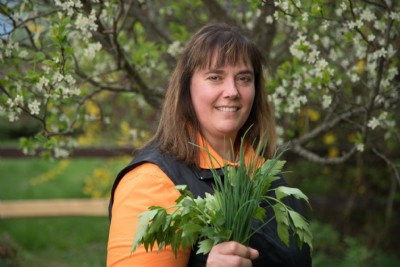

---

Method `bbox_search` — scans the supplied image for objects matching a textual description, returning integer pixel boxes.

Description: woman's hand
[206,241,259,267]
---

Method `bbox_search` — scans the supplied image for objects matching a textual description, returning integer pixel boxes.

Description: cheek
[243,87,256,108]
[190,81,214,111]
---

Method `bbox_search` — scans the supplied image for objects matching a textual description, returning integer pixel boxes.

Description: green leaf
[275,186,309,204]
[182,222,202,237]
[261,159,286,177]
[255,206,266,222]
[148,210,166,234]
[175,185,188,192]
[288,210,308,230]
[138,209,159,225]
[273,203,289,226]
[197,239,214,255]
[277,222,290,247]
[131,223,149,253]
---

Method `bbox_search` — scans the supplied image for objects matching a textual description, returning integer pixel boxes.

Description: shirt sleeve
[107,163,191,267]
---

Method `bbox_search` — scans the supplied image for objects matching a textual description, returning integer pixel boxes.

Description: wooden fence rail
[0,198,109,218]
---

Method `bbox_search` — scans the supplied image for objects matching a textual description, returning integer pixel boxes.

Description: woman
[107,23,311,267]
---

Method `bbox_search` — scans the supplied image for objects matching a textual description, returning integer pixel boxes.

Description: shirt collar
[197,133,258,170]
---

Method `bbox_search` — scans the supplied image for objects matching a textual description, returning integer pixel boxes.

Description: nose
[223,79,239,99]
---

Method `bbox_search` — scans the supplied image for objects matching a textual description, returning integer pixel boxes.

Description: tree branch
[201,0,243,29]
[290,143,356,164]
[372,147,400,187]
[81,1,163,107]
[291,106,366,145]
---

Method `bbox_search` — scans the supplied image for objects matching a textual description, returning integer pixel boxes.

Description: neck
[205,135,236,161]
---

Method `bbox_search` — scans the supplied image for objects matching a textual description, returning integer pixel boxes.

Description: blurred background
[1,1,399,266]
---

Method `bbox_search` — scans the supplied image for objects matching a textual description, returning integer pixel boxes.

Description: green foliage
[0,157,123,267]
[0,158,119,200]
[0,217,108,267]
[311,221,400,267]
[0,0,399,168]
[132,140,312,255]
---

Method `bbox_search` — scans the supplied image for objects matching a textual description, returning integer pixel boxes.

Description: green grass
[0,158,115,200]
[1,217,109,267]
[0,157,129,267]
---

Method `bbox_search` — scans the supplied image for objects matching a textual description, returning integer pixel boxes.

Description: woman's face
[190,57,255,143]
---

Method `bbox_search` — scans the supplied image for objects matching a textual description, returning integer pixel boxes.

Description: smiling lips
[216,106,240,112]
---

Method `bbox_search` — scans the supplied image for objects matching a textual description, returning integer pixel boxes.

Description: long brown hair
[147,23,276,166]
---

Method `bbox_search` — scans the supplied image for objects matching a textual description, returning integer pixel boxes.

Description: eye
[236,75,253,84]
[207,75,221,81]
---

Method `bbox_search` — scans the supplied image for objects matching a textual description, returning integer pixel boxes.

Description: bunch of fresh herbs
[131,138,312,256]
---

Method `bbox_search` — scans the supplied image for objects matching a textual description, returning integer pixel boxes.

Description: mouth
[216,106,240,112]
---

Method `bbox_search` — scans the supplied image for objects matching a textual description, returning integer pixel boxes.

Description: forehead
[197,49,252,70]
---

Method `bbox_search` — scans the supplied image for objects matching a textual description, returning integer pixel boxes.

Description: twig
[372,147,400,187]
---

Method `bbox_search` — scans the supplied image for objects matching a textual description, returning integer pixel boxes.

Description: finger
[220,241,259,259]
[247,247,259,260]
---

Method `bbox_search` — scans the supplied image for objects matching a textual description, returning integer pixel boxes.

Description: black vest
[109,145,311,267]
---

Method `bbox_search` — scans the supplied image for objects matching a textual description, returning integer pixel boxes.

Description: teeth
[217,107,238,112]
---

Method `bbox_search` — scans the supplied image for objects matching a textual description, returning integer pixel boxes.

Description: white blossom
[335,7,343,17]
[348,20,363,30]
[373,20,386,32]
[307,49,320,64]
[265,15,274,24]
[8,111,19,122]
[341,59,350,68]
[371,48,387,60]
[360,9,376,22]
[321,36,331,49]
[340,1,347,10]
[18,50,29,59]
[167,41,183,57]
[276,125,284,145]
[293,77,302,89]
[75,9,98,38]
[355,143,365,152]
[55,0,83,17]
[367,34,375,42]
[65,74,76,85]
[367,112,387,130]
[305,82,312,90]
[387,44,395,57]
[302,12,309,22]
[389,11,400,21]
[53,72,64,83]
[321,21,330,31]
[275,86,286,96]
[4,40,19,57]
[289,34,309,61]
[28,100,41,115]
[54,147,70,158]
[322,95,332,109]
[368,117,380,129]
[36,76,50,92]
[83,42,102,59]
[14,95,24,106]
[273,11,280,20]
[287,92,307,113]
[350,73,360,83]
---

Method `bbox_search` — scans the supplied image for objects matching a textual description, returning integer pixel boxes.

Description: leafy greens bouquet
[131,137,313,256]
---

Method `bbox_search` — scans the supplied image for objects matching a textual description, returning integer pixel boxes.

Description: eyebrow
[204,69,254,75]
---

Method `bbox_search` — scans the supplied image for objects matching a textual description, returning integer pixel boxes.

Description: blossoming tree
[0,0,400,172]
[1,1,399,173]
[1,0,400,260]
[0,0,400,168]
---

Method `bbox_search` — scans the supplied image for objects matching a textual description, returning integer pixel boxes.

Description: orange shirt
[107,139,255,267]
